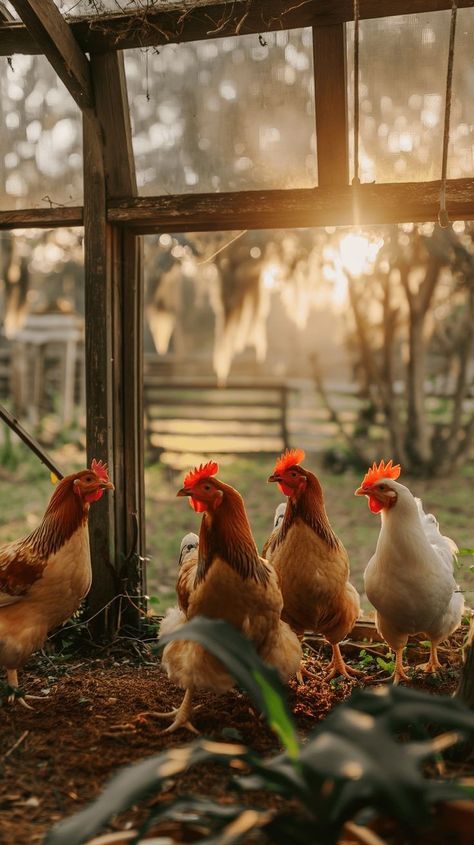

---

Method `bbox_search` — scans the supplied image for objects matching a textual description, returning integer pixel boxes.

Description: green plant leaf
[157,616,299,758]
[458,547,474,556]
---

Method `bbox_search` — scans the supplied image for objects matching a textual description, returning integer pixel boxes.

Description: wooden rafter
[0,207,83,229]
[8,0,92,108]
[313,24,349,187]
[107,179,474,233]
[2,178,474,233]
[2,0,474,56]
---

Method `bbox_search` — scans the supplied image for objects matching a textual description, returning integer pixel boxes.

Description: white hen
[356,460,464,683]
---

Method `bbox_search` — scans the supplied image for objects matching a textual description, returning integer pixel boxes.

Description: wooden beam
[86,52,143,632]
[2,178,474,234]
[8,0,92,108]
[0,206,83,229]
[313,24,349,187]
[90,52,137,198]
[82,106,118,637]
[2,0,474,56]
[107,179,474,233]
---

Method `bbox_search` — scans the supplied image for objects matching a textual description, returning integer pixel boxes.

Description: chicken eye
[203,484,211,491]
[378,484,386,491]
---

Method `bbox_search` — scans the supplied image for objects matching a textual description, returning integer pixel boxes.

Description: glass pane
[0,227,85,433]
[125,29,316,195]
[0,55,83,210]
[347,10,474,183]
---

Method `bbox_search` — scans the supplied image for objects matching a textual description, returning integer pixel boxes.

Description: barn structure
[0,0,473,640]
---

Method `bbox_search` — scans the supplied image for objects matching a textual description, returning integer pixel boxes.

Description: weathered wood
[82,107,118,637]
[313,24,349,187]
[89,51,137,198]
[0,207,83,229]
[8,0,92,108]
[120,231,146,618]
[2,178,474,233]
[108,179,474,232]
[89,53,143,630]
[2,1,474,56]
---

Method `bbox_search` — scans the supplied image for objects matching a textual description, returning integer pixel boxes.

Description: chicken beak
[177,487,191,497]
[354,485,368,496]
[103,481,115,491]
[268,474,281,483]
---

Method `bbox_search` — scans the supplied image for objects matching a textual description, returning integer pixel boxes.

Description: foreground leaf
[157,616,299,757]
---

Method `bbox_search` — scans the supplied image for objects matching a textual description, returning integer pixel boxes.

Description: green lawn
[0,444,472,615]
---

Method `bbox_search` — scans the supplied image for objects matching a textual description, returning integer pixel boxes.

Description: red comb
[274,448,306,475]
[91,459,109,482]
[183,460,219,488]
[360,459,401,487]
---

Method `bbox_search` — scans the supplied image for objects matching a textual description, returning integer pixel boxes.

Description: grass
[0,439,471,614]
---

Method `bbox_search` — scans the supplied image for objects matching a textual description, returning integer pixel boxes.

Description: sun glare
[339,233,384,277]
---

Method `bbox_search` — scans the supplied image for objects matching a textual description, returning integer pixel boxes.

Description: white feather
[178,532,199,567]
[415,497,458,572]
[364,480,464,645]
[273,502,286,529]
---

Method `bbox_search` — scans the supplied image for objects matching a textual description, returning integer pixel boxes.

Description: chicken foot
[416,643,442,674]
[326,644,363,681]
[137,688,200,735]
[296,664,319,685]
[6,669,37,710]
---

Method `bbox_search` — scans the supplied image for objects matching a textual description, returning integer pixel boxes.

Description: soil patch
[0,634,469,845]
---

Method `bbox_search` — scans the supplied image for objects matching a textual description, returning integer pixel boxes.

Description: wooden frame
[2,0,474,637]
[2,1,474,56]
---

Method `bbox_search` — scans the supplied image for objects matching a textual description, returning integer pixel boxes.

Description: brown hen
[264,449,360,681]
[157,460,301,734]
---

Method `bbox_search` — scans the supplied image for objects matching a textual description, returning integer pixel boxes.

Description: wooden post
[82,107,119,637]
[87,52,144,631]
[313,23,349,186]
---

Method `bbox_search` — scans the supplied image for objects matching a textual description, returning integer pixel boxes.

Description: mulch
[0,631,470,845]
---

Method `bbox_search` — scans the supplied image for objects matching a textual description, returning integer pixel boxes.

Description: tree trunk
[405,312,431,468]
[456,618,474,710]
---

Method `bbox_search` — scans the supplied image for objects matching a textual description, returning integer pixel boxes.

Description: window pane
[0,228,84,430]
[125,29,316,195]
[347,10,474,183]
[1,55,83,210]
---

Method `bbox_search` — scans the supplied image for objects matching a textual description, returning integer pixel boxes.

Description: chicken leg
[326,644,363,681]
[392,648,411,684]
[417,642,442,674]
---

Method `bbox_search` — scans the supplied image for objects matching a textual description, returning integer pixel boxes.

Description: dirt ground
[0,631,470,845]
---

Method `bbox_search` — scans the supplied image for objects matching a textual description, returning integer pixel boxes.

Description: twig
[3,730,29,760]
[0,404,64,479]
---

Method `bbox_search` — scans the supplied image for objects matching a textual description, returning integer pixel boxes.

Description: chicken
[158,460,302,734]
[264,448,360,680]
[0,460,114,703]
[355,459,464,684]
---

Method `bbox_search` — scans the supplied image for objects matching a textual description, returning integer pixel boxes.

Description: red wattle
[278,482,293,497]
[85,489,104,504]
[190,497,207,513]
[368,496,384,513]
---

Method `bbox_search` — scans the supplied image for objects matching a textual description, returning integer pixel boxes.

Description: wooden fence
[144,376,290,456]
